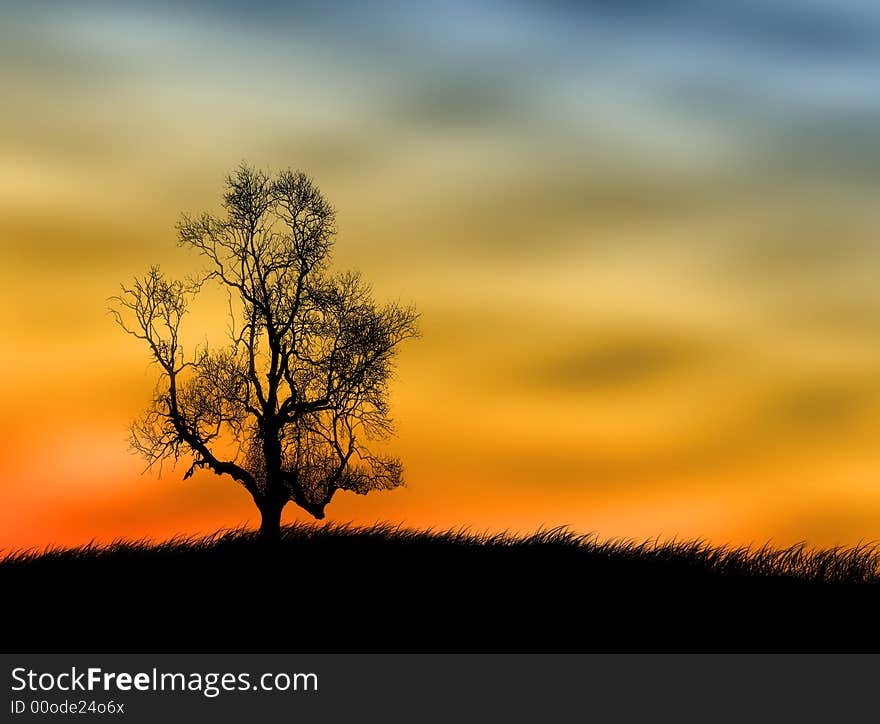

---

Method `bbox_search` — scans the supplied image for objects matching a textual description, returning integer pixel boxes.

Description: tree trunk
[258,499,285,542]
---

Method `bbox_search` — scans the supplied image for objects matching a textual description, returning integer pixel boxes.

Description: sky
[3,0,880,549]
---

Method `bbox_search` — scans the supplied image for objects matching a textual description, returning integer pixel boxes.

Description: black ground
[3,524,880,652]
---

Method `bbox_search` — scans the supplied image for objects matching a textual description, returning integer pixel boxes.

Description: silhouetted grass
[5,523,880,584]
[4,523,880,652]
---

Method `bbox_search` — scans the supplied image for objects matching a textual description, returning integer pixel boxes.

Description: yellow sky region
[4,160,880,552]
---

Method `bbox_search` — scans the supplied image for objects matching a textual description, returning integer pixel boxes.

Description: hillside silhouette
[4,523,880,652]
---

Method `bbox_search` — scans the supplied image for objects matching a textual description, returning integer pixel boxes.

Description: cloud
[758,378,873,436]
[521,330,716,391]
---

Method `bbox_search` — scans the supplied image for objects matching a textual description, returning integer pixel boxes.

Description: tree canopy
[111,164,419,538]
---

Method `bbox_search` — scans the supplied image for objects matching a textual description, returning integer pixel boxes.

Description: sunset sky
[4,0,880,550]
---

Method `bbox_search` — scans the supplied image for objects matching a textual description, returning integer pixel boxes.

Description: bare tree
[111,164,419,540]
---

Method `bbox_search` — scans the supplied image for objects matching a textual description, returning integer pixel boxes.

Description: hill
[3,523,880,652]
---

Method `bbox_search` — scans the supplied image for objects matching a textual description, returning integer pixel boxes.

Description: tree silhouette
[111,164,419,539]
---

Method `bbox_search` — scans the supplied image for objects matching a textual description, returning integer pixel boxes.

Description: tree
[111,164,419,540]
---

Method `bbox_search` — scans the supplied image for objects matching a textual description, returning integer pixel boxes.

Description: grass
[4,522,880,652]
[6,522,880,584]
